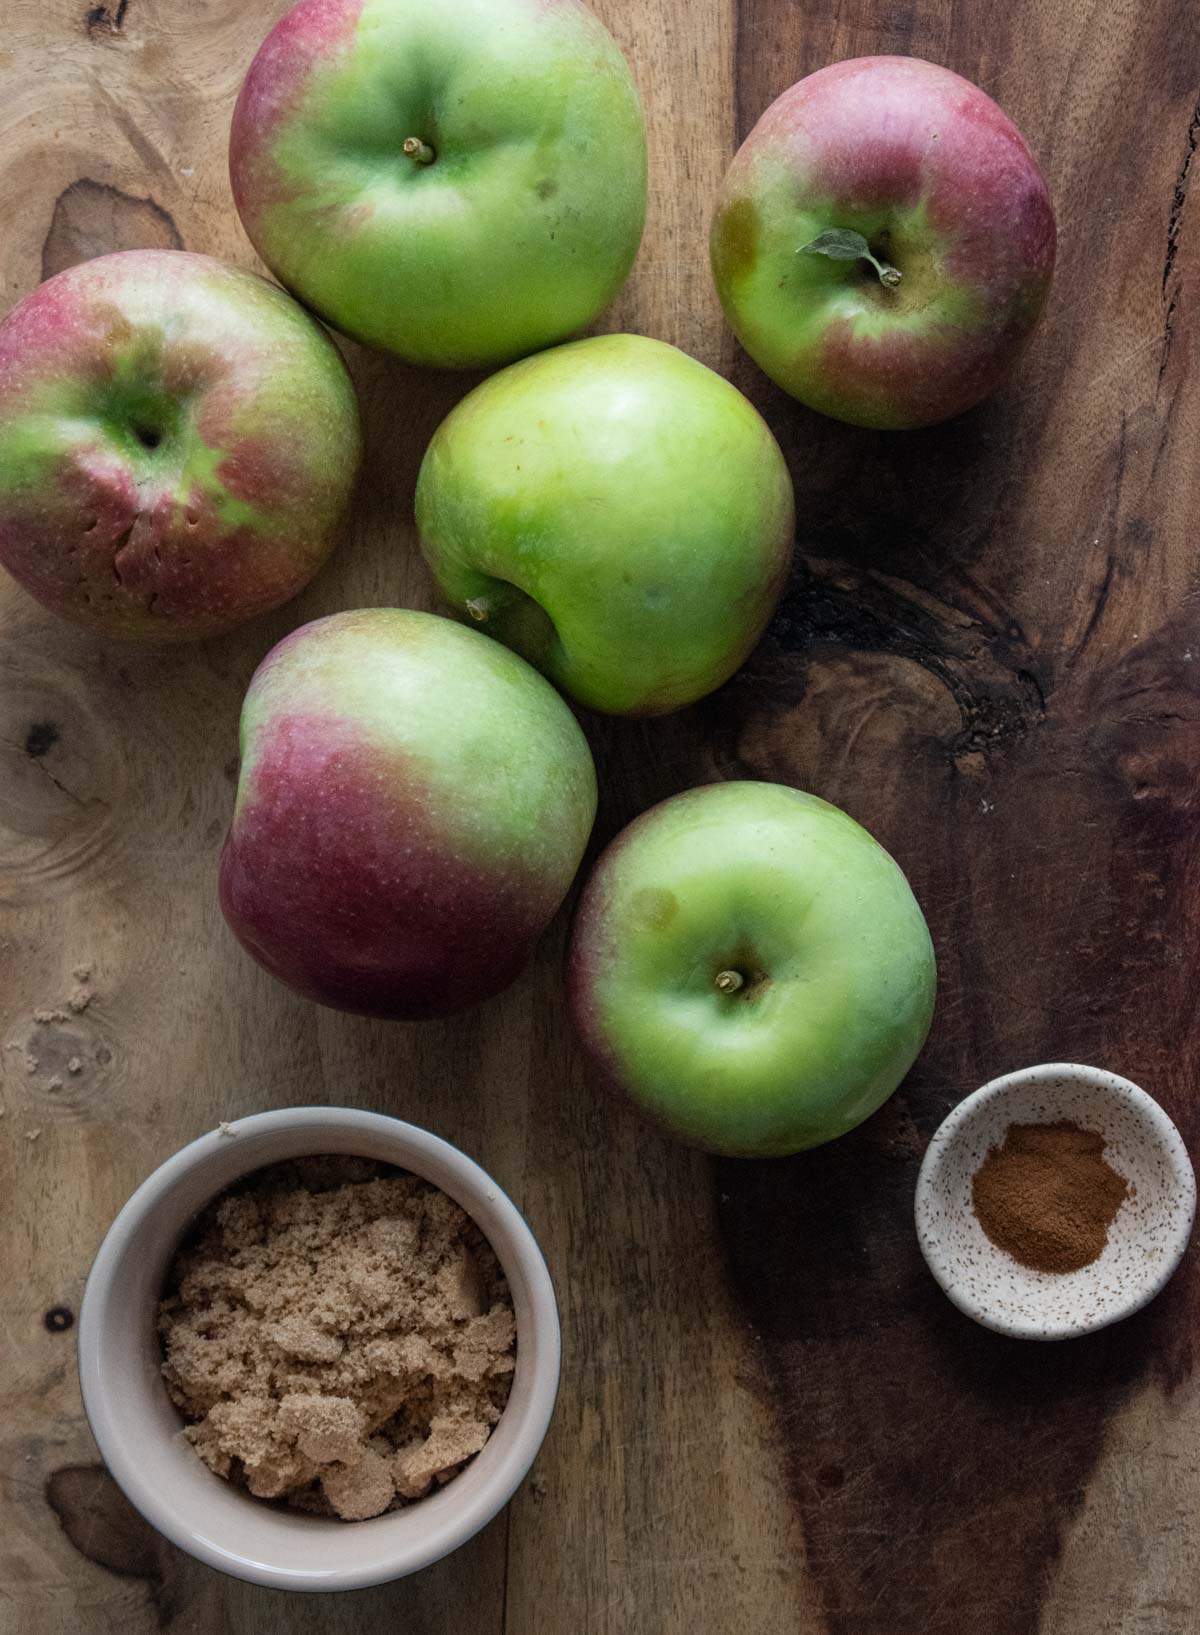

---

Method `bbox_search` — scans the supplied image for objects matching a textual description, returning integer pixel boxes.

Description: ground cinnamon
[970,1120,1131,1273]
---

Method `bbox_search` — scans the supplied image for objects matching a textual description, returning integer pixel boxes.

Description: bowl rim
[77,1106,561,1589]
[914,1061,1197,1341]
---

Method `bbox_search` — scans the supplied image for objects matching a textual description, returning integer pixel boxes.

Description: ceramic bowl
[915,1063,1195,1340]
[77,1107,560,1591]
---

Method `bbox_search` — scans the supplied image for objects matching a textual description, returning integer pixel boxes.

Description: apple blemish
[0,250,361,640]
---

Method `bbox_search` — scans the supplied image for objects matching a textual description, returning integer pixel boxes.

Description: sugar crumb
[159,1160,516,1522]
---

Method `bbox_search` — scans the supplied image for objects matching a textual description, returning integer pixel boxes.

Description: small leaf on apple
[798,228,872,261]
[798,229,902,289]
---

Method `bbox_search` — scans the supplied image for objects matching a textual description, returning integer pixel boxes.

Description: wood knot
[85,1,129,37]
[45,1464,177,1618]
[24,722,59,759]
[43,180,181,280]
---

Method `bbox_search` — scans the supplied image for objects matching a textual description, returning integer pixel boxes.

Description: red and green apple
[415,334,795,715]
[568,781,936,1157]
[220,608,597,1020]
[711,56,1056,429]
[230,0,647,369]
[0,249,360,640]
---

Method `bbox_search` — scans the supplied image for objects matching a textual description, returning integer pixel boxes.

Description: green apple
[230,0,647,368]
[415,334,795,715]
[567,781,936,1156]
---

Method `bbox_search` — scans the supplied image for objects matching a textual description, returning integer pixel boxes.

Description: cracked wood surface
[2,2,1200,1633]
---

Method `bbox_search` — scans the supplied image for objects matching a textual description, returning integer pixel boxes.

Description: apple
[710,56,1056,429]
[220,608,597,1019]
[230,0,647,369]
[0,249,360,640]
[567,781,936,1157]
[415,334,795,715]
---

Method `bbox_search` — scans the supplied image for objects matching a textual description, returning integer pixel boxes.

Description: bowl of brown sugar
[915,1063,1195,1340]
[77,1108,560,1590]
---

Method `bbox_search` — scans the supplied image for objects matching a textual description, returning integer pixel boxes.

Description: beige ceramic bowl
[915,1063,1195,1340]
[77,1107,560,1591]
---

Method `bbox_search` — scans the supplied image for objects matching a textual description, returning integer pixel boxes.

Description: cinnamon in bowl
[915,1063,1195,1340]
[970,1120,1131,1274]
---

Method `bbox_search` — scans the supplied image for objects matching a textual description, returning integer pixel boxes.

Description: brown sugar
[158,1156,516,1521]
[971,1120,1131,1273]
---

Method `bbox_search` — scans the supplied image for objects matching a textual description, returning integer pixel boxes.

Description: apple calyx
[798,227,901,290]
[403,137,436,166]
[465,597,491,624]
[714,969,745,995]
[132,423,163,451]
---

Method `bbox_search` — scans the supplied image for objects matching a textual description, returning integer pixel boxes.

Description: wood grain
[0,2,806,1633]
[1,1,1198,1633]
[715,3,1200,1633]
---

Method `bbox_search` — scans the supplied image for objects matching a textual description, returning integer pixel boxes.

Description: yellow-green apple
[711,56,1056,429]
[415,334,795,715]
[230,0,647,369]
[220,608,597,1019]
[568,781,936,1156]
[0,250,360,640]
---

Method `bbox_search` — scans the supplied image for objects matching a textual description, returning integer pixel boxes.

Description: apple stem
[465,597,491,624]
[865,251,902,289]
[403,137,436,166]
[715,969,745,995]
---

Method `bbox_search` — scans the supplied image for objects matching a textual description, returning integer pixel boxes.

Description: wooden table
[3,1,1198,1630]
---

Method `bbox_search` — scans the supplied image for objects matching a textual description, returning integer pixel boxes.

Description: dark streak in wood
[0,730,92,808]
[1162,99,1199,294]
[1158,290,1179,385]
[1159,99,1199,385]
[1108,408,1129,533]
[1073,554,1117,664]
[89,74,177,185]
[45,1465,179,1627]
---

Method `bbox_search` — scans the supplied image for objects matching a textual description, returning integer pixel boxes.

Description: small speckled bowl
[915,1063,1195,1340]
